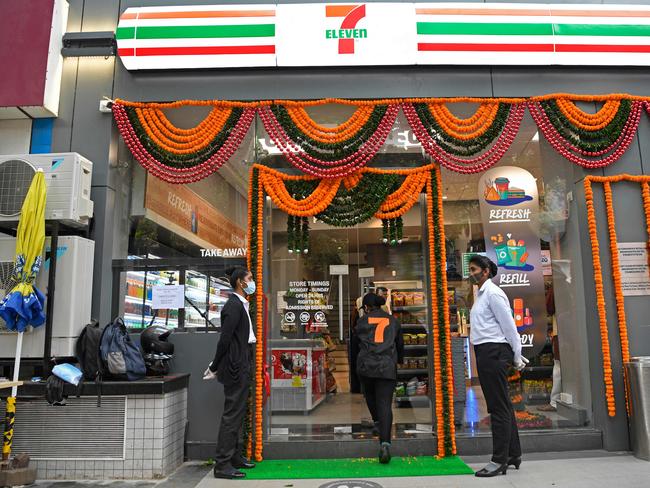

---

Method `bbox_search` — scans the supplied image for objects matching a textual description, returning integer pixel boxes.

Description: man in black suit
[204,266,257,479]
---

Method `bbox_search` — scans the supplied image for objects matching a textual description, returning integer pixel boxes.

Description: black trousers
[215,372,250,469]
[474,343,522,464]
[360,376,396,443]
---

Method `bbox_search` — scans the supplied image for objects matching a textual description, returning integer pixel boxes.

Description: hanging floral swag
[584,174,650,418]
[113,94,650,183]
[244,164,456,459]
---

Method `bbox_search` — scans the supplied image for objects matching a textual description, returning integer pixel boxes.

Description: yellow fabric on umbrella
[0,170,47,331]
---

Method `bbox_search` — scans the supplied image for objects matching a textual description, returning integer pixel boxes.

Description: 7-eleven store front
[79,1,650,464]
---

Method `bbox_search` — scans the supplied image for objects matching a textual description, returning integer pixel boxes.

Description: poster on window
[478,166,546,359]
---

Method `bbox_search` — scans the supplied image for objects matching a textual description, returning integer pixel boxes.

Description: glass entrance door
[265,200,434,441]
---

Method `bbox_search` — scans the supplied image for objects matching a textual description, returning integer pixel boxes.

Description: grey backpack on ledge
[99,317,146,381]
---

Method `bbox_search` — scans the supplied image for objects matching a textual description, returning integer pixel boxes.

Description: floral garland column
[584,178,616,417]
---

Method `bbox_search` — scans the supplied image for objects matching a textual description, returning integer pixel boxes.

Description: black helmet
[140,326,174,355]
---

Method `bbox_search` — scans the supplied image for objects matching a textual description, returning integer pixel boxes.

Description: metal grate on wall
[0,396,126,460]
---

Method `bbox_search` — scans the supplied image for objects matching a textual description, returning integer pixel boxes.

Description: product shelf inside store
[397,368,428,375]
[404,344,427,350]
[392,305,427,312]
[125,295,152,305]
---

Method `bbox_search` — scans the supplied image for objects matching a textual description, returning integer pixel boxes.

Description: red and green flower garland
[113,94,650,183]
[245,164,456,458]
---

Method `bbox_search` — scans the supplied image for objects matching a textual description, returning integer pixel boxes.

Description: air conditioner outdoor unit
[0,236,94,359]
[0,153,94,227]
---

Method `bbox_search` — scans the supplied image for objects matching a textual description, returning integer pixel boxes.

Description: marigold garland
[584,178,616,417]
[584,174,650,418]
[114,94,650,183]
[602,182,631,417]
[246,163,456,457]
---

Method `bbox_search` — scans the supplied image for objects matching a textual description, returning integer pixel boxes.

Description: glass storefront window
[114,100,587,436]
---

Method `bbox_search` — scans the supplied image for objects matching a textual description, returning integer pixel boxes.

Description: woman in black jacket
[356,293,404,464]
[203,266,257,480]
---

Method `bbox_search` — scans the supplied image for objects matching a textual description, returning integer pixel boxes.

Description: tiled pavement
[32,451,650,488]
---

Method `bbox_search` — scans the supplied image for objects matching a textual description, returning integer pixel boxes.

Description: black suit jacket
[210,294,251,386]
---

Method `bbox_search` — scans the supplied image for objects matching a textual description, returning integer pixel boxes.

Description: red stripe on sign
[418,42,554,52]
[118,47,135,56]
[134,45,276,56]
[557,44,650,53]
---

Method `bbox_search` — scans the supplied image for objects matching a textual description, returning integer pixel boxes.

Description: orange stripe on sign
[120,12,138,20]
[550,9,650,18]
[326,5,359,18]
[134,10,276,20]
[415,8,550,16]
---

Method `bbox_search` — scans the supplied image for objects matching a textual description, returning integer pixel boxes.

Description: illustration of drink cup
[495,177,510,199]
[507,240,527,268]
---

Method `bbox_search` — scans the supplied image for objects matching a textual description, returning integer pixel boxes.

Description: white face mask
[243,280,256,295]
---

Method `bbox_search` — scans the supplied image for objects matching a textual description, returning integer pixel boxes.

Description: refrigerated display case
[270,339,327,413]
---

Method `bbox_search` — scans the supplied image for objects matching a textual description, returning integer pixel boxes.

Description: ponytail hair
[469,255,498,278]
[225,266,250,290]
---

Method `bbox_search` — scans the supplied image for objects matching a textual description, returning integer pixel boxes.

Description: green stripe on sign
[133,24,275,40]
[555,24,650,37]
[416,22,553,36]
[116,26,136,40]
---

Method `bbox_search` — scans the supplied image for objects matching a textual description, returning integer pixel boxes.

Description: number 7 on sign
[369,317,390,343]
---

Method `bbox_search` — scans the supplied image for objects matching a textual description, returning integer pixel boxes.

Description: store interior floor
[269,386,577,440]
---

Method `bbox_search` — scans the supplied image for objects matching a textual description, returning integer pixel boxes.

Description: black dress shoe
[214,466,246,479]
[475,462,508,477]
[232,457,256,469]
[507,456,522,470]
[379,442,391,464]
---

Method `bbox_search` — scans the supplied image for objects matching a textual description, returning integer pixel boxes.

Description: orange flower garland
[286,105,374,143]
[435,165,456,454]
[425,172,445,455]
[254,177,265,462]
[428,102,499,140]
[643,182,650,250]
[584,178,616,416]
[555,98,620,131]
[602,182,631,417]
[584,174,650,418]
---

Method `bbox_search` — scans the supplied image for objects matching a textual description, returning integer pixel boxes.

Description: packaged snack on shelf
[395,382,406,396]
[417,333,427,345]
[413,292,425,305]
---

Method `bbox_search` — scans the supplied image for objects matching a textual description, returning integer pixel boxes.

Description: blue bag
[99,317,146,381]
[52,363,83,386]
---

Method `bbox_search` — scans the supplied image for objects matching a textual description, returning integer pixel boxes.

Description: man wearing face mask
[203,266,257,479]
[468,255,529,478]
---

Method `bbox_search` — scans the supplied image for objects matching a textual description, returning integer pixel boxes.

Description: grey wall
[55,0,650,456]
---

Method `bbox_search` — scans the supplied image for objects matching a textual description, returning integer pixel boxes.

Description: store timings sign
[478,166,546,359]
[283,280,332,332]
[116,3,650,70]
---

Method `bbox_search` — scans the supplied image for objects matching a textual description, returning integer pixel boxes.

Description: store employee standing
[468,255,529,477]
[203,266,257,480]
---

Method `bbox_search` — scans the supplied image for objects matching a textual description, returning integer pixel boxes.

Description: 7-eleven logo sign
[325,4,367,54]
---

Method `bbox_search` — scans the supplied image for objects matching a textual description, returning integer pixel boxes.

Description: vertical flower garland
[585,174,650,418]
[643,182,650,250]
[584,178,617,417]
[428,166,456,456]
[432,165,456,455]
[425,169,449,457]
[254,169,265,462]
[244,167,259,458]
[602,181,631,417]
